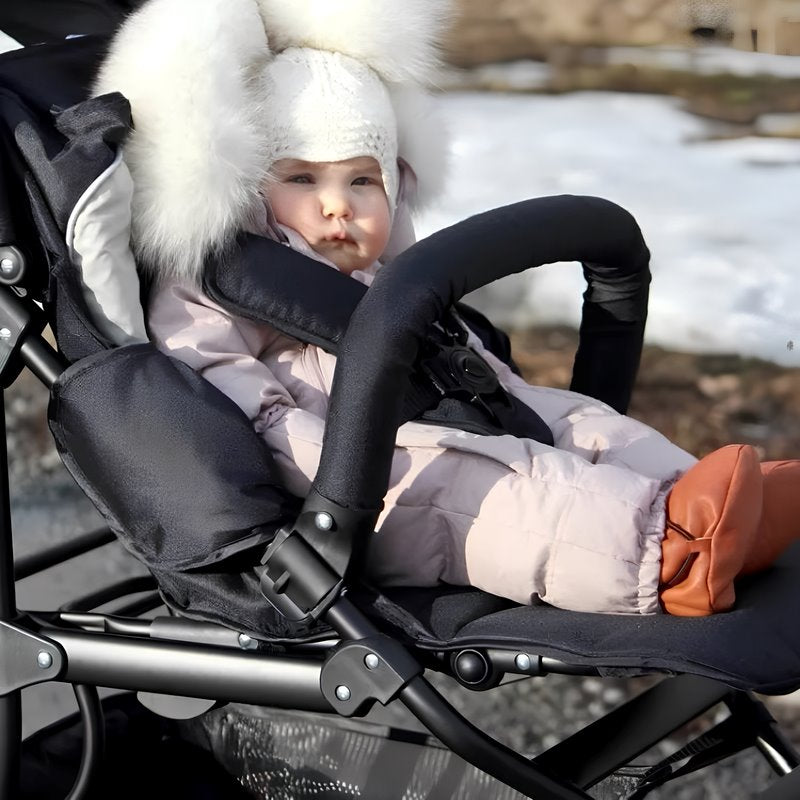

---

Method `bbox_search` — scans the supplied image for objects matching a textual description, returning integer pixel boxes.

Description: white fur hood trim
[257,0,452,85]
[94,0,452,286]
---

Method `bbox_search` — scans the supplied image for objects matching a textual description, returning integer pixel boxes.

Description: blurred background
[2,2,800,797]
[430,0,800,461]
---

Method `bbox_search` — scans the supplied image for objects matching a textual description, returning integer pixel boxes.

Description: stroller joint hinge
[259,524,346,624]
[320,634,422,717]
[0,286,45,389]
[0,620,64,695]
[0,246,26,287]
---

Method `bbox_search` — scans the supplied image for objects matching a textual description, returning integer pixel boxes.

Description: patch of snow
[605,44,800,78]
[415,90,800,365]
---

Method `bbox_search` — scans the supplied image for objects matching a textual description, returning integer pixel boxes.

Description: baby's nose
[321,189,352,219]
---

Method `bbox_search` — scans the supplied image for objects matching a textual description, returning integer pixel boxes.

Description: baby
[266,156,391,276]
[101,0,800,618]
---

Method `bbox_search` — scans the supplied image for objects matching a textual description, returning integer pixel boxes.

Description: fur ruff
[256,0,452,85]
[95,0,452,286]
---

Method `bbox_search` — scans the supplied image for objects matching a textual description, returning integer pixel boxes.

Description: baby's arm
[147,283,326,496]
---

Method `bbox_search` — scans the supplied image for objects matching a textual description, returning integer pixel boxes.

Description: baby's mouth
[322,233,355,246]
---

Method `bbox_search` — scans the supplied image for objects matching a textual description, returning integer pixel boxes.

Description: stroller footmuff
[2,34,800,800]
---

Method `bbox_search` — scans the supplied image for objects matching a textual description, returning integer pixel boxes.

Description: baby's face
[267,157,391,274]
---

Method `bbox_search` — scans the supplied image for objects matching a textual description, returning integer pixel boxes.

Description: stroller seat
[2,34,800,800]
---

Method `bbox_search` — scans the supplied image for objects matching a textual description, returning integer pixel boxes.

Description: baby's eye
[352,176,377,186]
[287,174,313,184]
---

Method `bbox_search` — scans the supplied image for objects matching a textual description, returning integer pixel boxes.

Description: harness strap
[204,233,553,445]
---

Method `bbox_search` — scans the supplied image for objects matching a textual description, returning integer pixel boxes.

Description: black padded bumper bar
[311,195,650,515]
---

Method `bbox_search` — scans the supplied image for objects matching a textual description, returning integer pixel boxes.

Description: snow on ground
[605,43,800,78]
[416,89,800,365]
[439,44,800,91]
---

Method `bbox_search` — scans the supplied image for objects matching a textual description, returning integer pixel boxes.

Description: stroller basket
[1,33,800,800]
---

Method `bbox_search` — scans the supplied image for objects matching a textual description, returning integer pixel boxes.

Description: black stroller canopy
[2,28,800,800]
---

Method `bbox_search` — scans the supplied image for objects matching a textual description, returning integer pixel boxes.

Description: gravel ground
[426,672,790,799]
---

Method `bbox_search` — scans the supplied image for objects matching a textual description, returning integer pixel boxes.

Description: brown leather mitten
[660,444,762,616]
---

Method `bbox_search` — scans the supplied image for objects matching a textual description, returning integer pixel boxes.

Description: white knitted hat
[263,48,400,212]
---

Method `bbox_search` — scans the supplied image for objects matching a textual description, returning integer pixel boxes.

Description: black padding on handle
[312,196,650,513]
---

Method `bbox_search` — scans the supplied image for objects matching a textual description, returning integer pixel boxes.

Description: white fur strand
[95,0,452,284]
[95,0,272,283]
[256,0,453,84]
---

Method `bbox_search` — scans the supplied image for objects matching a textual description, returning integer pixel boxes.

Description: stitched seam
[388,499,476,520]
[510,472,650,512]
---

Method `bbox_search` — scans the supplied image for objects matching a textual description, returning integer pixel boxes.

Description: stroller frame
[0,251,799,800]
[2,33,800,800]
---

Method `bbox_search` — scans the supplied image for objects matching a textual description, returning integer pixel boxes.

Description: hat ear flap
[382,170,417,263]
[397,158,419,206]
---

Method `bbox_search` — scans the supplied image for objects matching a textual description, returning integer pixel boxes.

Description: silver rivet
[0,329,10,340]
[364,653,379,670]
[314,512,334,531]
[0,258,14,274]
[515,653,531,672]
[238,633,257,650]
[335,685,351,702]
[37,651,53,669]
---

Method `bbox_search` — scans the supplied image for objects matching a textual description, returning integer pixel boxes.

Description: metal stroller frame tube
[0,392,20,799]
[398,677,592,800]
[41,628,333,712]
[14,526,117,580]
[0,309,83,798]
[325,597,592,799]
[65,684,104,800]
[19,336,67,390]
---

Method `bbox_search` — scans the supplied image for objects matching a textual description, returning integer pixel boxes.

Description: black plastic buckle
[0,286,44,389]
[419,341,512,427]
[259,526,344,624]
